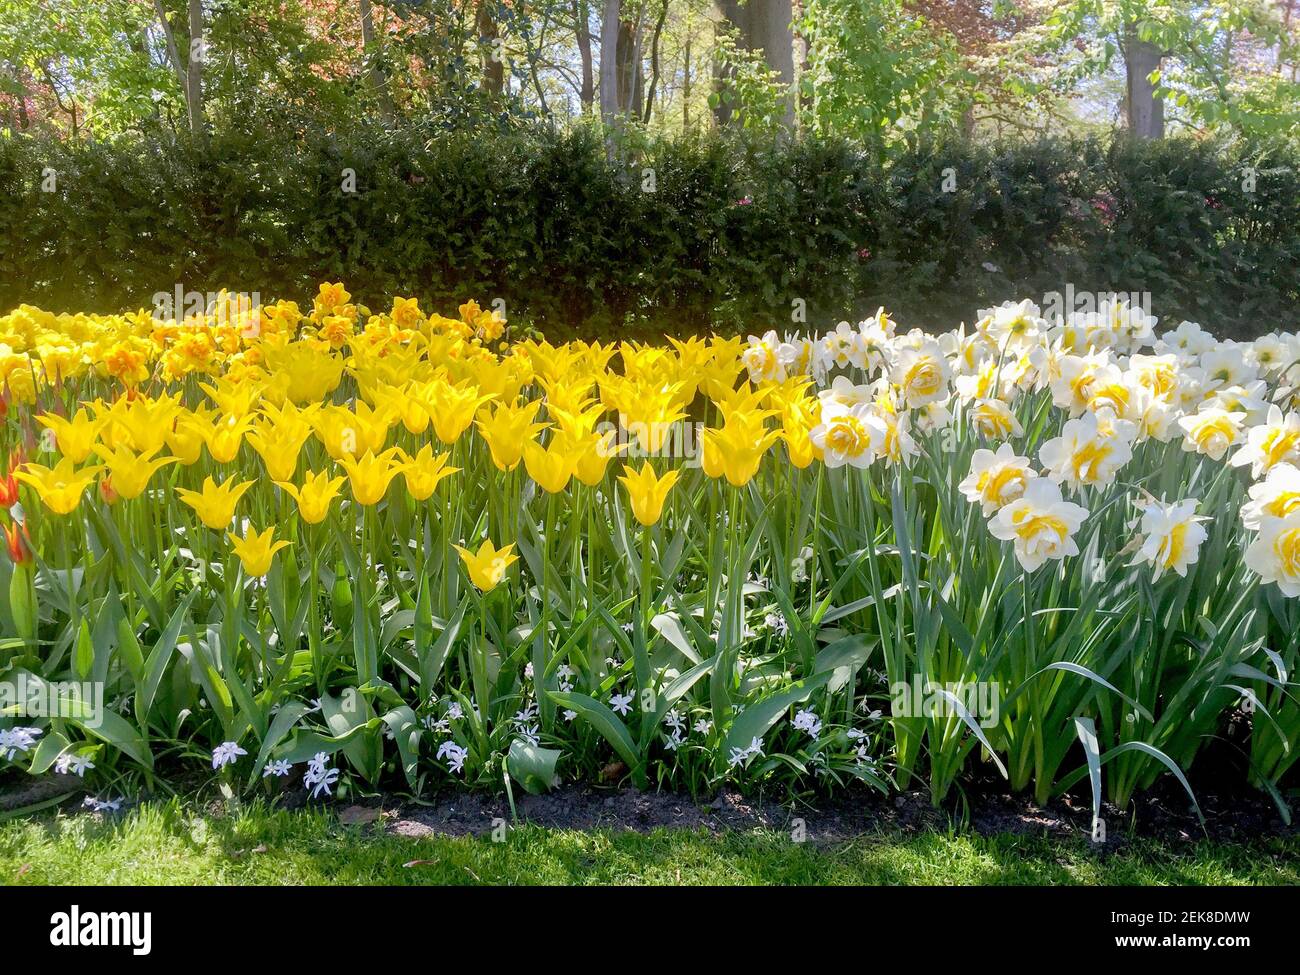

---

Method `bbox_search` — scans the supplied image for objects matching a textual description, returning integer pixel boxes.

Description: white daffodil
[891,341,951,408]
[968,398,1023,439]
[1039,410,1135,490]
[959,443,1034,515]
[1230,405,1300,479]
[809,402,885,469]
[1131,497,1210,580]
[1244,511,1300,597]
[1241,463,1300,530]
[1178,407,1245,461]
[742,330,785,384]
[988,477,1090,572]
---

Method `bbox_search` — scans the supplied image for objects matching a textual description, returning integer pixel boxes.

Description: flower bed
[1,287,1298,819]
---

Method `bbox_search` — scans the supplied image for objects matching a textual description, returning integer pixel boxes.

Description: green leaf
[506,739,561,794]
[547,690,640,773]
[722,671,832,765]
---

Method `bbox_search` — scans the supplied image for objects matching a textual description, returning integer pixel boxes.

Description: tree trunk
[478,1,504,98]
[712,0,795,129]
[643,0,669,123]
[575,0,595,112]
[790,0,809,121]
[683,30,691,130]
[599,0,621,125]
[620,11,643,120]
[1123,30,1164,139]
[359,0,395,123]
[185,0,205,143]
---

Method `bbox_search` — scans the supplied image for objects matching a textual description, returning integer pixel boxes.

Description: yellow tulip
[200,378,263,418]
[476,399,548,471]
[247,420,311,483]
[700,417,782,487]
[522,438,578,494]
[453,539,519,593]
[618,462,681,527]
[398,445,459,501]
[338,447,403,505]
[14,458,104,515]
[104,394,180,455]
[176,475,255,530]
[92,444,178,500]
[36,408,102,463]
[430,380,495,444]
[164,408,214,465]
[572,429,627,487]
[202,413,256,464]
[228,525,290,578]
[276,470,346,524]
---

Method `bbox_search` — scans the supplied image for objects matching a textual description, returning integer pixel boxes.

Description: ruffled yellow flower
[618,462,681,527]
[14,457,104,515]
[228,526,290,578]
[176,475,255,530]
[453,538,519,593]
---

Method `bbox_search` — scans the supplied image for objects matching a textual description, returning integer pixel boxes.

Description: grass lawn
[1,801,1296,885]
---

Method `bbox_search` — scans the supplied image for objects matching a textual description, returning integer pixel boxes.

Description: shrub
[0,127,1297,339]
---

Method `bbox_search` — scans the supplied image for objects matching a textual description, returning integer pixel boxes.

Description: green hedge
[1,126,1297,339]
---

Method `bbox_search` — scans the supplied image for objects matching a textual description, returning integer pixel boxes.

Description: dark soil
[377,778,1295,850]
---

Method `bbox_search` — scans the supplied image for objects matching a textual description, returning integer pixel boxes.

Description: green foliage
[1,127,1297,339]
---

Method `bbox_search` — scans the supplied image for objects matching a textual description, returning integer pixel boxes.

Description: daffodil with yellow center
[14,457,104,515]
[959,444,1034,515]
[398,445,459,501]
[618,462,681,527]
[228,526,291,578]
[276,470,346,525]
[338,447,403,506]
[1245,511,1300,597]
[93,444,177,500]
[176,475,255,530]
[36,408,103,463]
[453,539,519,593]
